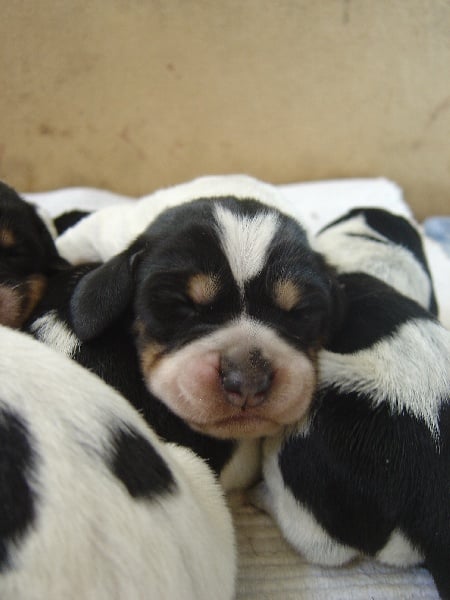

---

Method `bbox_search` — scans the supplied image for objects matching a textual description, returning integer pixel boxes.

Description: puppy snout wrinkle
[220,349,273,408]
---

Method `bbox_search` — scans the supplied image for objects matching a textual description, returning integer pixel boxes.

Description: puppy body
[0,325,236,600]
[256,209,450,598]
[314,207,438,315]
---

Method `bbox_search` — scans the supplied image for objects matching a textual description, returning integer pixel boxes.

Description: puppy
[255,208,450,599]
[27,194,343,489]
[0,181,66,328]
[0,324,236,600]
[314,207,438,315]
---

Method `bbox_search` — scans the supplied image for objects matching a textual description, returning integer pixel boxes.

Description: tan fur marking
[0,228,16,248]
[134,322,166,373]
[274,279,302,312]
[0,285,23,327]
[0,275,47,328]
[187,273,219,306]
[139,341,166,373]
[22,275,47,322]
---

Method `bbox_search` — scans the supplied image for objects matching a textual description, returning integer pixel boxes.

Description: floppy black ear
[70,242,144,341]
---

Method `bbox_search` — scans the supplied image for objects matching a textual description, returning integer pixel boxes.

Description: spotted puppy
[255,208,450,599]
[0,325,236,600]
[28,195,343,489]
[0,181,66,328]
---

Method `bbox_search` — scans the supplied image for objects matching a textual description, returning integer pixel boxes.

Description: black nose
[220,349,274,408]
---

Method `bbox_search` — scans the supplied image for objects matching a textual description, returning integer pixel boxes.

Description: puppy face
[130,198,341,439]
[0,181,65,327]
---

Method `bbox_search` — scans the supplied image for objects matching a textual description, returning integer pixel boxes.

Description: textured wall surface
[1,1,449,218]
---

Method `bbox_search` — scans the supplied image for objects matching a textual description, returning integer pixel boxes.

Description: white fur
[29,310,80,357]
[376,530,423,567]
[0,326,236,600]
[219,439,262,492]
[313,213,434,310]
[214,204,279,291]
[319,318,450,435]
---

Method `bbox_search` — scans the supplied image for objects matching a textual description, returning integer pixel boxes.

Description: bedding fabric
[25,177,447,599]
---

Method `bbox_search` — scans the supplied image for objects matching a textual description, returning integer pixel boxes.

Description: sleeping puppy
[313,207,438,315]
[0,181,66,328]
[254,208,450,599]
[27,195,343,489]
[0,325,236,600]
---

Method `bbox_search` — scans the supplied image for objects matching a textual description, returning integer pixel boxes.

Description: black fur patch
[0,408,36,571]
[279,391,449,559]
[361,209,430,269]
[329,272,433,353]
[54,210,91,235]
[110,426,176,499]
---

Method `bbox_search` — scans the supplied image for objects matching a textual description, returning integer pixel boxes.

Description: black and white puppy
[255,208,450,599]
[27,195,343,488]
[0,325,236,600]
[313,207,438,315]
[0,181,66,328]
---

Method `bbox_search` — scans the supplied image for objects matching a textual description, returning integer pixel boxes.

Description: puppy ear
[70,242,144,341]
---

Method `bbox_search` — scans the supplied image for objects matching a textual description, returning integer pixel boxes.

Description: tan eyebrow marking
[0,228,16,248]
[187,273,220,305]
[274,279,302,312]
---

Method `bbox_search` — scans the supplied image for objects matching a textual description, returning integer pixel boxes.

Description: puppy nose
[220,350,273,408]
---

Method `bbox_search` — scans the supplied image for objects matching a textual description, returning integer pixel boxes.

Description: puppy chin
[193,415,283,440]
[139,318,317,440]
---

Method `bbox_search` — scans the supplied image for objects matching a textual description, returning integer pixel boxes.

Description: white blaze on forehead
[214,204,279,289]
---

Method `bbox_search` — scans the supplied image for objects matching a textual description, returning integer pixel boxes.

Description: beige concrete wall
[0,1,449,219]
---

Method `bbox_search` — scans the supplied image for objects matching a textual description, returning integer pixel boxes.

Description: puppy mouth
[187,411,281,439]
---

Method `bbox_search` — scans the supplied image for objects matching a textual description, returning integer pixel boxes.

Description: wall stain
[342,0,351,24]
[38,124,71,138]
[119,125,148,160]
[427,95,450,127]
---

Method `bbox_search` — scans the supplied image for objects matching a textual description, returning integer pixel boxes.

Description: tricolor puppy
[0,325,236,600]
[255,208,450,599]
[0,181,65,328]
[28,194,343,488]
[68,196,343,441]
